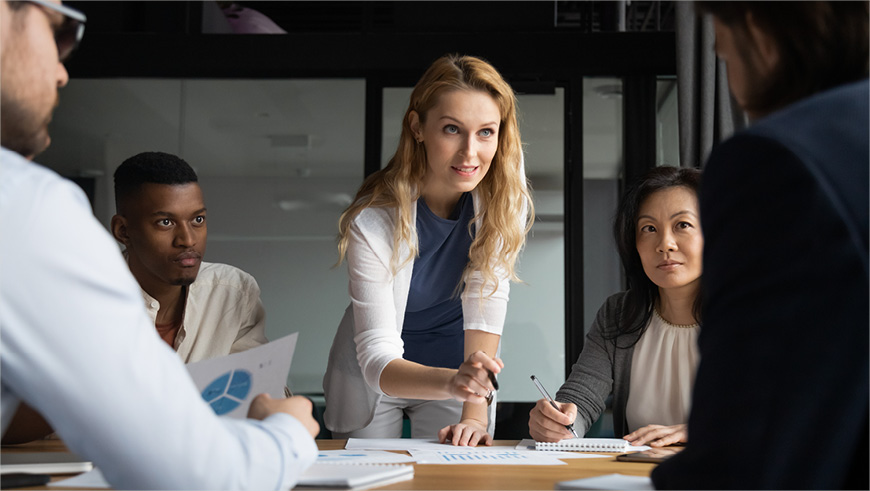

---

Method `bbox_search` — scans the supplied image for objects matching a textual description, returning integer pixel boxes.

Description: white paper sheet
[316,450,416,464]
[345,438,458,451]
[515,438,537,450]
[44,451,414,489]
[346,439,548,453]
[47,468,109,488]
[555,473,654,490]
[345,439,612,461]
[299,463,414,489]
[0,451,93,474]
[186,333,297,418]
[409,449,567,465]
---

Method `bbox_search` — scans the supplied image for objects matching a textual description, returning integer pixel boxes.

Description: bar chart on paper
[409,449,566,465]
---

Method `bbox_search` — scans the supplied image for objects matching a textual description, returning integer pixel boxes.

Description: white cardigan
[322,191,511,433]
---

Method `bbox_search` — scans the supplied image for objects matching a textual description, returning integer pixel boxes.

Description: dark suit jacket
[652,79,869,489]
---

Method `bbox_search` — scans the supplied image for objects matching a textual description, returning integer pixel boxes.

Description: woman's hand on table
[624,423,687,447]
[438,418,492,446]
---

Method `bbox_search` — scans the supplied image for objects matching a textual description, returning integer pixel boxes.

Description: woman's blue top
[401,193,475,369]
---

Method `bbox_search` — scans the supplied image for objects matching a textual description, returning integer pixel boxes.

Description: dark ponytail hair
[606,166,703,347]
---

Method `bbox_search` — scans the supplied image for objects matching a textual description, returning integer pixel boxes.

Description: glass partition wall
[39,75,677,436]
[41,79,569,400]
[39,79,366,394]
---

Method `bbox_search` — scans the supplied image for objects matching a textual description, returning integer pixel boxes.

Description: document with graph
[408,448,567,465]
[185,333,297,418]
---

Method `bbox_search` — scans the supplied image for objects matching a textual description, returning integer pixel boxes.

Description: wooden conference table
[2,439,658,490]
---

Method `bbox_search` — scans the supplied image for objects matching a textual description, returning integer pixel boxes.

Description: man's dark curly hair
[113,151,198,212]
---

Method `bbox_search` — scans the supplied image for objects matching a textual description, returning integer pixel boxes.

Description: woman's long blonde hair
[337,54,534,295]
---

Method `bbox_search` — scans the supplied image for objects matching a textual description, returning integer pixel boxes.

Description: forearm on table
[379,358,455,400]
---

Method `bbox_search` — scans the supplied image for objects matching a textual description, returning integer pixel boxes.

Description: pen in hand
[485,370,499,405]
[488,370,499,390]
[530,375,579,439]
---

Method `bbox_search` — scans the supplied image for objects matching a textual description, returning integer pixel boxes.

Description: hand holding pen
[530,375,580,440]
[439,351,502,447]
[450,351,503,405]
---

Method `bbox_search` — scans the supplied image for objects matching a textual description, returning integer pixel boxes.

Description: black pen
[488,370,499,390]
[531,375,579,438]
[485,370,499,405]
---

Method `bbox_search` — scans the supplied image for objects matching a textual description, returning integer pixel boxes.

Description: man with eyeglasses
[0,2,319,489]
[0,0,82,159]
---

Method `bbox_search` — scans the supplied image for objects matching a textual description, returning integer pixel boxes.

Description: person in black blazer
[652,3,869,489]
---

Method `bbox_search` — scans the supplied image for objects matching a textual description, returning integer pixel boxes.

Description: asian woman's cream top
[625,310,700,432]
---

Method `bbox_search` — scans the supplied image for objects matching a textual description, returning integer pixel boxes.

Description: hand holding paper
[186,333,298,419]
[248,394,320,437]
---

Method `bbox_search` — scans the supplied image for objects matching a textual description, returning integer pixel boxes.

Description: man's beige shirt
[140,261,268,363]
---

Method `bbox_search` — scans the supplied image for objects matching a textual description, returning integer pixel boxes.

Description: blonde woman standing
[323,54,533,446]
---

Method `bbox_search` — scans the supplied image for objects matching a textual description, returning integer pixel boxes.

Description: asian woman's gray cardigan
[555,291,643,438]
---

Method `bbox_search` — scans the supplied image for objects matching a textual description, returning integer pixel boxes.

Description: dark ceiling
[65,1,676,35]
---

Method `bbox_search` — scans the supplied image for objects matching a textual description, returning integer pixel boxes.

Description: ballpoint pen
[485,370,499,406]
[530,375,579,438]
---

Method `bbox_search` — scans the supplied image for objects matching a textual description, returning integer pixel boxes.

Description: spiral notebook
[535,438,649,453]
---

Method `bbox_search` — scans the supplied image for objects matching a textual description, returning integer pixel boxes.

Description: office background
[39,1,681,437]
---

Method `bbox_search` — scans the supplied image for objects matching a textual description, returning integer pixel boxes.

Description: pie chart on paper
[201,369,252,415]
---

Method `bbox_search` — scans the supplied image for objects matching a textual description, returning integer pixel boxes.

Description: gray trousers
[332,394,496,439]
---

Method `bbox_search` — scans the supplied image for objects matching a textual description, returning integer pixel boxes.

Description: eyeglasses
[26,0,86,61]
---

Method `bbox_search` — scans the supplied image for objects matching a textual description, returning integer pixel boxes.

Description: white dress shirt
[0,148,316,490]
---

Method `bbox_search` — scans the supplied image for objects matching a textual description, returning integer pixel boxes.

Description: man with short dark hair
[652,2,868,489]
[112,152,270,362]
[0,2,318,488]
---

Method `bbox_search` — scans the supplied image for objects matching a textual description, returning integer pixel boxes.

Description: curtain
[675,2,747,168]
